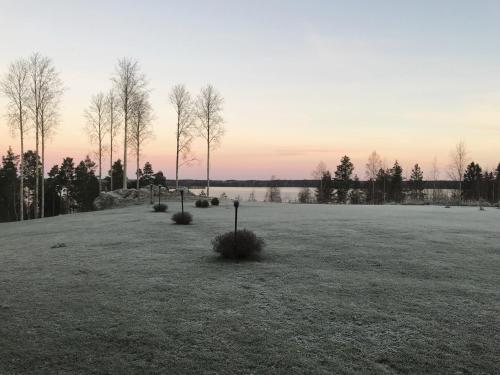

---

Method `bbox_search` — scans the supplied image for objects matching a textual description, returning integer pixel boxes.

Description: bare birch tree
[431,156,440,202]
[28,53,63,218]
[195,84,224,197]
[106,89,120,191]
[85,92,108,191]
[448,141,467,203]
[366,151,382,204]
[112,58,146,190]
[128,91,153,190]
[169,84,195,190]
[1,58,30,221]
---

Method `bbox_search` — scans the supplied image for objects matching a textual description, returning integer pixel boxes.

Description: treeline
[293,155,500,205]
[175,179,461,189]
[0,150,174,222]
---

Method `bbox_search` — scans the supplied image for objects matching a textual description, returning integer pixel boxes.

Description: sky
[0,0,499,180]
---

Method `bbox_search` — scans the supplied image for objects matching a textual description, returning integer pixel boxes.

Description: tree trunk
[136,145,140,191]
[35,118,39,219]
[99,142,102,192]
[41,134,45,218]
[123,111,127,190]
[207,139,210,198]
[20,125,24,221]
[110,128,113,191]
[175,118,180,190]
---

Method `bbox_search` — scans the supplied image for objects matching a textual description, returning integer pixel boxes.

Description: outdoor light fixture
[234,200,239,250]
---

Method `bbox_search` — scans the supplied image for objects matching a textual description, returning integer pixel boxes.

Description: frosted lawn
[0,202,499,374]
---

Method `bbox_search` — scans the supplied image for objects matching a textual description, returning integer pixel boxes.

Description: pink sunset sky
[1,1,499,180]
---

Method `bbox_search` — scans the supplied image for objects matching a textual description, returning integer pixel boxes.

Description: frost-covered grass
[0,202,499,374]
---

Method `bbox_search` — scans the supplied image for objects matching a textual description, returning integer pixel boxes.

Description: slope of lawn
[0,202,499,374]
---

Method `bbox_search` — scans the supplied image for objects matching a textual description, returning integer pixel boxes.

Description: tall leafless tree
[366,151,382,204]
[169,84,195,190]
[195,84,224,197]
[1,58,30,221]
[85,92,108,192]
[448,141,467,203]
[112,58,146,190]
[431,156,440,202]
[311,161,327,203]
[106,89,120,191]
[28,53,63,218]
[129,91,153,190]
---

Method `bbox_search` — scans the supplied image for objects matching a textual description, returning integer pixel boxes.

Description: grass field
[0,202,499,374]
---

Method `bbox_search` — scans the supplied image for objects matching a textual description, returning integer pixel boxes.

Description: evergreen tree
[463,162,482,201]
[110,159,124,190]
[73,156,99,211]
[495,163,500,204]
[315,171,334,203]
[139,161,154,187]
[374,168,389,204]
[348,175,362,204]
[389,161,403,203]
[0,147,19,221]
[334,155,354,203]
[154,171,167,187]
[57,157,75,213]
[409,163,424,200]
[22,150,41,218]
[45,164,61,217]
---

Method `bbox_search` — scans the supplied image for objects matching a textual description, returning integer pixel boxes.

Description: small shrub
[211,197,219,206]
[171,211,193,224]
[153,203,168,212]
[195,199,209,208]
[212,229,264,260]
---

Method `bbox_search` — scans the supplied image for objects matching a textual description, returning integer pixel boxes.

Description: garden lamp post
[180,188,185,215]
[234,200,239,250]
[158,185,162,205]
[150,184,153,204]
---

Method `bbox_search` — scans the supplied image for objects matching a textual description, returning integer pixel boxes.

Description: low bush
[195,199,209,208]
[211,197,219,206]
[153,203,168,212]
[212,229,264,260]
[171,211,193,225]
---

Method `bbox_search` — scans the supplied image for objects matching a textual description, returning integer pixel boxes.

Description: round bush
[195,199,209,208]
[211,197,220,206]
[171,211,193,225]
[212,229,264,260]
[153,203,168,212]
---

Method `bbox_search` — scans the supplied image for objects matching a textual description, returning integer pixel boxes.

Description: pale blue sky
[1,0,499,179]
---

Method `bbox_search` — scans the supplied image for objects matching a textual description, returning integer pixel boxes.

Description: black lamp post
[158,185,162,205]
[150,184,153,204]
[234,200,239,250]
[180,189,185,215]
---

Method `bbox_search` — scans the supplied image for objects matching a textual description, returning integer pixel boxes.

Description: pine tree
[409,164,424,200]
[139,161,154,187]
[349,175,362,204]
[334,155,354,204]
[0,147,19,221]
[154,171,167,187]
[389,161,403,203]
[110,159,124,190]
[315,171,334,203]
[73,156,99,211]
[463,162,482,201]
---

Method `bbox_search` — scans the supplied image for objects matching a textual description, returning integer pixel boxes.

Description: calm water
[189,187,455,202]
[190,187,304,202]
